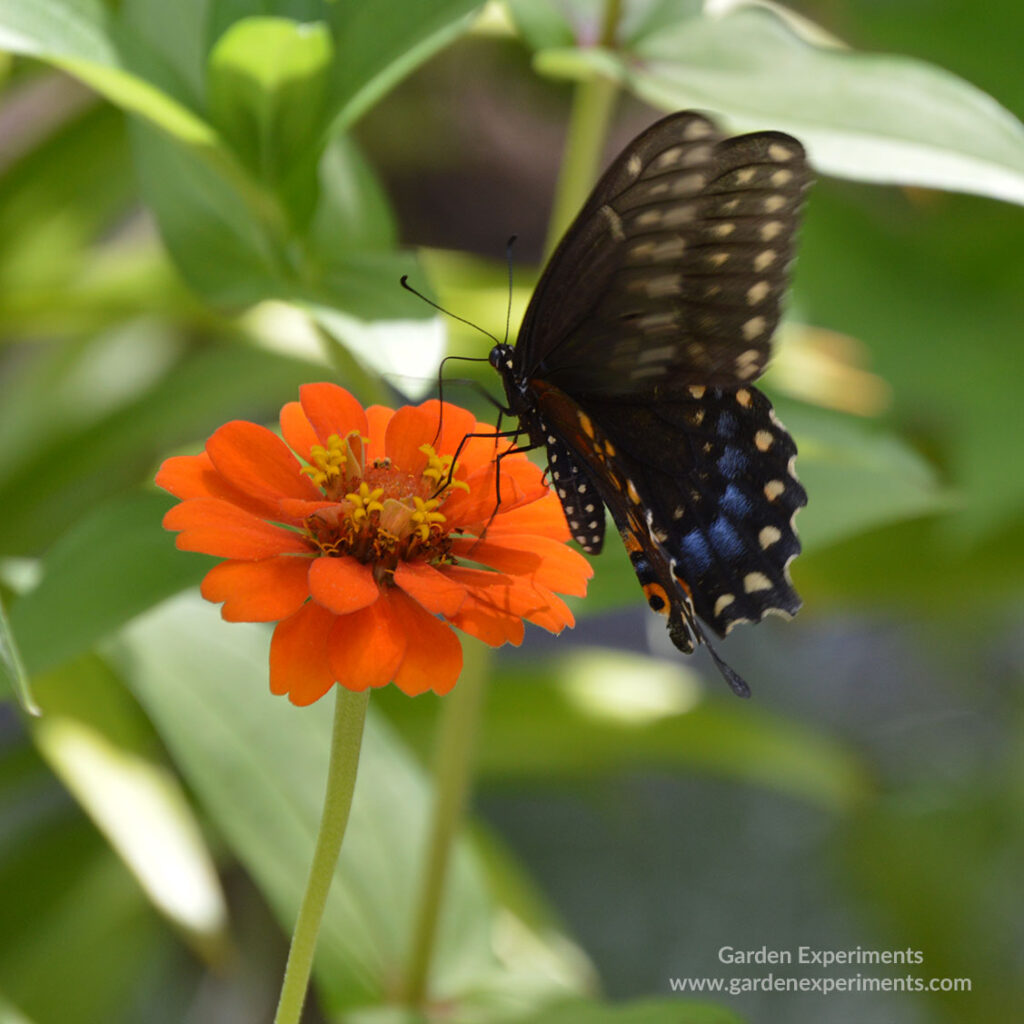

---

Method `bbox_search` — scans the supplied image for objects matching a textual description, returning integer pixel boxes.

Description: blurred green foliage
[0,1,1022,1022]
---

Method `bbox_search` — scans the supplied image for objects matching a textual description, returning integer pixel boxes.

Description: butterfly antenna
[401,274,503,445]
[400,276,501,346]
[504,235,517,344]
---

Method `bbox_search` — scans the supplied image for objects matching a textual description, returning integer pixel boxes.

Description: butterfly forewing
[521,117,810,395]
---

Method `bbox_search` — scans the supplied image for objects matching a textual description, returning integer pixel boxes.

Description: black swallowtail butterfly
[489,111,811,695]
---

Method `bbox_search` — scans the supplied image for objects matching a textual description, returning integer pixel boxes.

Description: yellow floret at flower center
[300,433,351,492]
[302,440,470,576]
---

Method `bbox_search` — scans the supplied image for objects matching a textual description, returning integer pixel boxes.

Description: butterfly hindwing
[532,380,805,640]
[583,386,806,636]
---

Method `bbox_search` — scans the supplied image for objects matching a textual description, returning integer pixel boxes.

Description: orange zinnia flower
[157,383,592,704]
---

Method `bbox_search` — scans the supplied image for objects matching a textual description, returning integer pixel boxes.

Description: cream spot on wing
[711,222,735,238]
[744,572,773,593]
[714,594,735,617]
[635,209,662,227]
[768,142,796,161]
[629,240,657,261]
[763,195,787,213]
[754,249,777,271]
[661,204,696,227]
[638,311,676,332]
[754,430,774,451]
[742,317,767,340]
[735,167,756,185]
[650,237,687,260]
[599,204,625,241]
[672,172,706,195]
[759,526,782,549]
[654,146,683,169]
[708,252,730,268]
[688,385,706,399]
[682,143,712,165]
[771,169,793,186]
[645,274,683,297]
[764,480,785,501]
[638,344,676,364]
[746,280,771,305]
[683,119,714,140]
[760,221,784,241]
[627,153,643,177]
[734,388,752,408]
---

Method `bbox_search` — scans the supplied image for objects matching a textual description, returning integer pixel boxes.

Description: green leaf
[532,6,1024,205]
[9,492,211,677]
[768,400,954,553]
[119,595,591,1015]
[0,341,322,556]
[0,820,165,1024]
[130,119,285,306]
[0,0,219,150]
[841,779,1024,1019]
[0,993,35,1024]
[207,17,333,225]
[29,656,229,954]
[505,0,578,51]
[0,589,38,715]
[516,999,745,1024]
[380,649,871,811]
[323,0,483,131]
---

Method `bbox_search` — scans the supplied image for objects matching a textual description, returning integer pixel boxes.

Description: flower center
[301,432,469,580]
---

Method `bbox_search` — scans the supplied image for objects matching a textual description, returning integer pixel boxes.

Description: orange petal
[200,556,311,622]
[280,400,320,459]
[444,460,547,524]
[277,497,337,520]
[206,420,322,504]
[155,452,218,500]
[384,404,433,474]
[365,405,394,462]
[448,587,526,647]
[157,452,283,520]
[308,557,380,614]
[415,400,478,461]
[451,535,592,597]
[270,602,337,705]
[299,383,368,446]
[389,589,463,696]
[485,491,573,542]
[449,419,522,475]
[164,498,312,558]
[446,566,575,635]
[327,594,406,690]
[393,562,466,617]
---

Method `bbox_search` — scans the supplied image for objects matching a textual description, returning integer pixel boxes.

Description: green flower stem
[542,74,620,261]
[273,687,371,1024]
[400,657,488,1009]
[541,0,623,261]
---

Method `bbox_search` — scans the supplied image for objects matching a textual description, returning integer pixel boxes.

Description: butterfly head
[488,342,516,373]
[489,342,533,416]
